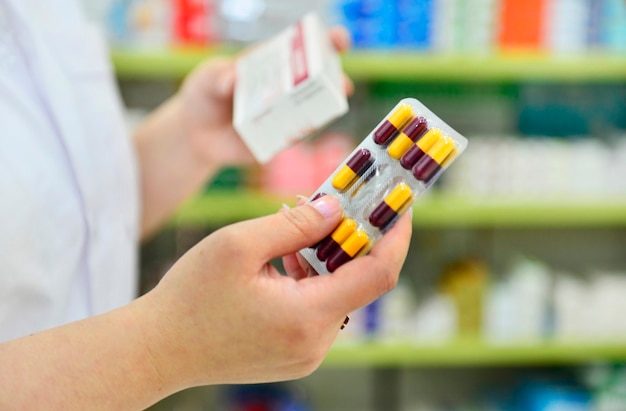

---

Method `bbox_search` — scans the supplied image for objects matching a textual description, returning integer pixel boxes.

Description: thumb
[209,59,236,98]
[241,196,343,260]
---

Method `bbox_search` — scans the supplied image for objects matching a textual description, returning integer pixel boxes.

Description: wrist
[132,293,192,395]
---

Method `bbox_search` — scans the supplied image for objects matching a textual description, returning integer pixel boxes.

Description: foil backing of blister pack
[299,97,468,275]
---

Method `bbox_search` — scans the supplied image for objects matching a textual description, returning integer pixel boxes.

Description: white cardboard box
[233,13,349,163]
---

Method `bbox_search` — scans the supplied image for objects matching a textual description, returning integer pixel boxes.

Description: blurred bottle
[497,0,545,52]
[439,258,489,338]
[106,0,171,49]
[543,0,590,55]
[172,0,216,47]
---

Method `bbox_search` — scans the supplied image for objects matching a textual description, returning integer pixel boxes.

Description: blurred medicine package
[233,12,349,163]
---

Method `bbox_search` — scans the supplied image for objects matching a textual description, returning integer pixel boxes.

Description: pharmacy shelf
[111,49,626,82]
[322,341,626,367]
[173,190,626,228]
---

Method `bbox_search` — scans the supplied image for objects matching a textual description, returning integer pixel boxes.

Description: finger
[328,26,352,53]
[282,253,308,280]
[343,75,354,96]
[207,58,236,98]
[278,207,310,279]
[282,195,326,280]
[240,196,343,261]
[301,212,412,314]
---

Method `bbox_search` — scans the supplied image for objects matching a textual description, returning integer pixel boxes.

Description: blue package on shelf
[364,299,381,337]
[396,0,433,48]
[332,0,398,48]
[222,384,311,411]
[515,379,591,411]
[599,0,626,51]
[355,16,397,48]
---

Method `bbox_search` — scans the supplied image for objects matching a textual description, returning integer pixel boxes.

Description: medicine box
[233,12,349,163]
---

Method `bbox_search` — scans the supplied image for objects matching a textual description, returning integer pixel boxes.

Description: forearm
[134,96,218,239]
[0,296,177,410]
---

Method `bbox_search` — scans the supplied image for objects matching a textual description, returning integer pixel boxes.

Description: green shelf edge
[111,49,626,81]
[322,341,626,367]
[173,190,626,228]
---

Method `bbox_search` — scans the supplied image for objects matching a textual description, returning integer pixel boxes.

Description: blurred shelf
[173,190,626,228]
[322,341,626,367]
[111,48,626,82]
[342,51,626,82]
[111,47,233,79]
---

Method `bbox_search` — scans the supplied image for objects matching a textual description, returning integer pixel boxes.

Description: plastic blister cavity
[299,98,468,275]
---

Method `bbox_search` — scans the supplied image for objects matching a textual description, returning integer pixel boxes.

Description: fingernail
[310,196,341,218]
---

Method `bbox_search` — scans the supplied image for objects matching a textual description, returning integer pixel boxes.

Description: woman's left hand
[177,26,354,168]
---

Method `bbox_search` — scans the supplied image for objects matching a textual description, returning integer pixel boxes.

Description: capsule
[310,192,326,202]
[373,103,414,145]
[369,183,414,230]
[315,218,358,261]
[387,117,428,159]
[326,229,370,272]
[331,149,374,192]
[400,128,443,170]
[412,136,456,184]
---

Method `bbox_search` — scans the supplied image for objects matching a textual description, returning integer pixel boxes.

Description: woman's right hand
[140,195,412,391]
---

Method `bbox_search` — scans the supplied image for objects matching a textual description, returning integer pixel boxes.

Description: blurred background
[86,0,625,410]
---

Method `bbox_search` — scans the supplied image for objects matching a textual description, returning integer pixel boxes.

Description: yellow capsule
[331,166,357,191]
[413,136,457,183]
[316,218,358,261]
[331,149,373,191]
[387,117,428,159]
[389,104,414,128]
[330,218,358,243]
[385,183,413,212]
[401,128,444,170]
[387,133,414,159]
[427,136,456,165]
[342,230,370,257]
[416,128,443,151]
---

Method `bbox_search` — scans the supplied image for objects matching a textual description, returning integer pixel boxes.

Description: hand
[177,27,354,168]
[140,195,412,389]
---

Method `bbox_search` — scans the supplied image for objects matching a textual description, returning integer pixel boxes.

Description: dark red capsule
[369,202,396,230]
[413,137,456,184]
[373,104,414,145]
[412,155,441,184]
[310,192,326,202]
[403,117,428,140]
[386,117,429,159]
[315,218,358,260]
[326,249,353,273]
[368,184,413,230]
[346,149,372,173]
[325,230,370,272]
[400,144,426,169]
[374,121,397,145]
[332,149,374,191]
[315,237,340,261]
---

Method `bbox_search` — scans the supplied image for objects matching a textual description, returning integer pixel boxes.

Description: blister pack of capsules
[299,98,468,275]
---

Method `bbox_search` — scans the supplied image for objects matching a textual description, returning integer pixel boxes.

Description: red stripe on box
[291,22,309,86]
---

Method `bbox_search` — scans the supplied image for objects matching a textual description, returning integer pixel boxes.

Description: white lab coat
[0,0,139,342]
